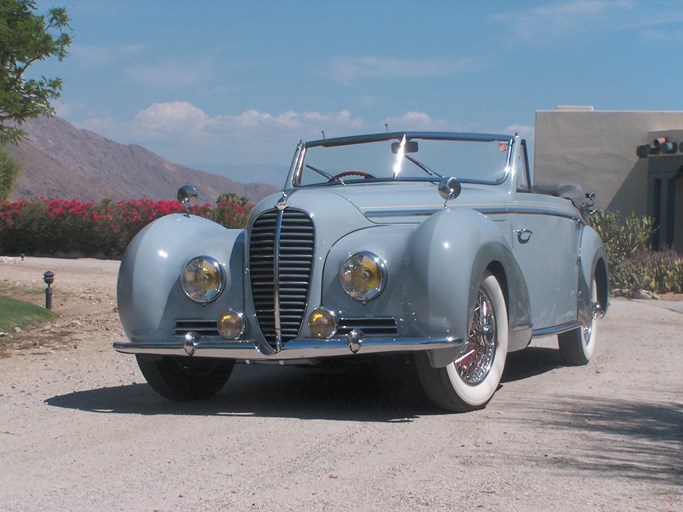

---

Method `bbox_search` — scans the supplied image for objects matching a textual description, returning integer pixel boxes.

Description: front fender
[407,208,532,350]
[117,214,245,342]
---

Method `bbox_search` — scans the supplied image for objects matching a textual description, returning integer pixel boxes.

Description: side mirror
[438,176,461,205]
[177,185,198,217]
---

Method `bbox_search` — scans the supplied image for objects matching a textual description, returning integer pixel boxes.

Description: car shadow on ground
[502,346,565,382]
[45,356,432,422]
[45,347,567,421]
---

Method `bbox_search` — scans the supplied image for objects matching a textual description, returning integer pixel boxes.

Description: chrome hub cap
[455,288,497,385]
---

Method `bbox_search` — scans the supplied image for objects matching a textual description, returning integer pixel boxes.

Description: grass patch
[0,295,56,333]
[0,281,45,297]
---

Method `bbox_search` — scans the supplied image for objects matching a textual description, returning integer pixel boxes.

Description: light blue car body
[115,132,609,370]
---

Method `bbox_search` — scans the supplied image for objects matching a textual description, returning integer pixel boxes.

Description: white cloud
[67,102,516,170]
[134,101,210,138]
[118,102,369,162]
[131,102,365,140]
[382,112,450,131]
[331,56,469,85]
[496,0,636,42]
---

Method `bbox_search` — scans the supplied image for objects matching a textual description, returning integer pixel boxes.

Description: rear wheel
[417,272,508,412]
[136,355,234,401]
[559,277,599,365]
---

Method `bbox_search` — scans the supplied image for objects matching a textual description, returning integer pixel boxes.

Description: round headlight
[340,251,386,302]
[181,256,225,303]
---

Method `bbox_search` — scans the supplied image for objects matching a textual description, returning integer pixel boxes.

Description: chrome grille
[174,320,218,337]
[249,208,314,349]
[337,317,399,336]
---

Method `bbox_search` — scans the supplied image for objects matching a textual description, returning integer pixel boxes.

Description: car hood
[248,182,507,265]
[322,182,505,223]
[253,181,506,227]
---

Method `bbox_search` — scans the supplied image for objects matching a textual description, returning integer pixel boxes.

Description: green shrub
[589,210,683,295]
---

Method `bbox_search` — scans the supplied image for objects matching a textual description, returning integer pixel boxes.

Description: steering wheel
[329,170,375,182]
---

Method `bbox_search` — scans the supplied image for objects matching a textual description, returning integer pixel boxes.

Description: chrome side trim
[365,208,439,218]
[532,321,581,338]
[479,206,583,223]
[363,205,583,222]
[113,335,463,361]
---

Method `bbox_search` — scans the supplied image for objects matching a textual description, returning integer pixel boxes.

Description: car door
[508,198,581,331]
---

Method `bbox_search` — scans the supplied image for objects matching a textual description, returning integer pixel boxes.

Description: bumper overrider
[113,332,464,368]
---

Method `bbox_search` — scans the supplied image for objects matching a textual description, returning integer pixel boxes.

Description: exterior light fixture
[43,270,55,310]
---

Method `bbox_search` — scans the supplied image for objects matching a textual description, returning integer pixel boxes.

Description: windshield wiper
[404,154,443,179]
[305,164,344,184]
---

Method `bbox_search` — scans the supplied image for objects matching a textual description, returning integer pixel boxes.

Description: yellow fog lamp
[340,251,387,302]
[308,307,337,339]
[218,309,246,339]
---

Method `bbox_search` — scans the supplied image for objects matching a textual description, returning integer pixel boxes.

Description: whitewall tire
[417,272,509,412]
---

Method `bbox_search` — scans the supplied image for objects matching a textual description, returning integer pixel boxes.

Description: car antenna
[321,130,326,140]
[385,123,389,133]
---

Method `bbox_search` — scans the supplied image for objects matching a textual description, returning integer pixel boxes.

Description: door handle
[517,228,533,244]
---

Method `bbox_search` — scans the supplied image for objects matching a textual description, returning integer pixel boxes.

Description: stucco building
[534,108,683,252]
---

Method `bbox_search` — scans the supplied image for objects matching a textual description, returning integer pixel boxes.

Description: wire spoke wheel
[456,287,497,385]
[559,276,600,366]
[416,272,508,412]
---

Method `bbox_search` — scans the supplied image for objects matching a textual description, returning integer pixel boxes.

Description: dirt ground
[0,256,681,511]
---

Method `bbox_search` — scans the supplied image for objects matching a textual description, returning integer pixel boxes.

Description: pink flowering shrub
[0,195,253,259]
[207,193,252,229]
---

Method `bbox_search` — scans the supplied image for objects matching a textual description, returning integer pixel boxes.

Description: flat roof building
[534,108,683,252]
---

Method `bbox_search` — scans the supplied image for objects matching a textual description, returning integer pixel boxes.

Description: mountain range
[5,116,278,204]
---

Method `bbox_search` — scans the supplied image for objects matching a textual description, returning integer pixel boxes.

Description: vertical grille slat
[249,208,315,349]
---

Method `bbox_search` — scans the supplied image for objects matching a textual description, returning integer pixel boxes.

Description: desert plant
[589,210,682,295]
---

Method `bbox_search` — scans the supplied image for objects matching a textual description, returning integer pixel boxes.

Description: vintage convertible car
[114,131,609,412]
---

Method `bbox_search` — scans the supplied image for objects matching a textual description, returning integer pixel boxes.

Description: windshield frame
[289,131,514,189]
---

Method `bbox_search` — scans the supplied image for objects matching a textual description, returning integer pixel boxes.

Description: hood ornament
[276,191,289,210]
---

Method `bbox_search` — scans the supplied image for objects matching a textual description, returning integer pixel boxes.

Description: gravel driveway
[1,257,681,511]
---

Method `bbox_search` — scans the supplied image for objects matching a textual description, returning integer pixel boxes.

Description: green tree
[0,0,71,144]
[0,147,20,199]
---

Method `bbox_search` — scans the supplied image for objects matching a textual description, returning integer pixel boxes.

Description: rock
[632,290,652,300]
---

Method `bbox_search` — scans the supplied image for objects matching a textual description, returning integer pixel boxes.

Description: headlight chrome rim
[181,256,225,303]
[340,251,387,302]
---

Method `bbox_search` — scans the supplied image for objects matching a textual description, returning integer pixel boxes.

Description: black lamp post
[43,271,55,310]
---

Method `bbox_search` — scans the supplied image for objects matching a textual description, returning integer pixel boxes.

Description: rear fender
[579,225,610,321]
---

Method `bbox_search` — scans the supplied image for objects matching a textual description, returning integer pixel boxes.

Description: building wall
[534,110,683,215]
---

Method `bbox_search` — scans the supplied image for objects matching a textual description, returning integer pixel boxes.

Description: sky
[29,0,683,186]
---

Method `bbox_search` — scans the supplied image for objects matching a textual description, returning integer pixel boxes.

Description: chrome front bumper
[113,334,464,368]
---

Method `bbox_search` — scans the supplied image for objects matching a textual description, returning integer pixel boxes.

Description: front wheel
[136,355,235,401]
[416,272,509,412]
[558,277,599,365]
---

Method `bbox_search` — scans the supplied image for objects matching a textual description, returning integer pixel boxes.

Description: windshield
[295,134,512,187]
